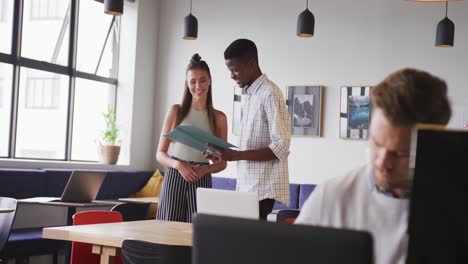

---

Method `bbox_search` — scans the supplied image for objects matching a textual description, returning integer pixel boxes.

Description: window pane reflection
[15,68,69,159]
[77,0,120,78]
[0,0,14,54]
[0,63,13,157]
[71,78,115,161]
[21,0,70,65]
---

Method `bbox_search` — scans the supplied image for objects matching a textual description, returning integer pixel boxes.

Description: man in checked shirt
[209,39,291,220]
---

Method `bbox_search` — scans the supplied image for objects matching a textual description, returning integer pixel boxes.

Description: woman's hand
[175,161,198,182]
[192,165,208,179]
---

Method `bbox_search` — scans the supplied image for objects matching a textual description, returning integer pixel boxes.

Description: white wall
[151,0,468,184]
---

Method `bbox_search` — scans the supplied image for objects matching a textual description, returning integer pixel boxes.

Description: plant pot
[98,144,121,165]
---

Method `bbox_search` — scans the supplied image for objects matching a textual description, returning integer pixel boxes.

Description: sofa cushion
[212,177,236,191]
[273,183,301,210]
[43,169,73,197]
[96,171,153,200]
[299,184,317,209]
[131,170,164,219]
[5,228,65,257]
[0,169,48,199]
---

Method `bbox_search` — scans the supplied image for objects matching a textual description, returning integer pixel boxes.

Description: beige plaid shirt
[237,74,291,206]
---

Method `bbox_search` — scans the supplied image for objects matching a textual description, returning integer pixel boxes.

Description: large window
[0,0,120,162]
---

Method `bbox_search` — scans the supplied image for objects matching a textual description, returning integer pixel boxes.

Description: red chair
[71,211,123,264]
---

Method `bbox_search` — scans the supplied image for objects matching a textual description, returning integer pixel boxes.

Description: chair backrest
[122,239,191,264]
[111,203,150,221]
[276,209,300,224]
[0,197,17,257]
[71,211,123,264]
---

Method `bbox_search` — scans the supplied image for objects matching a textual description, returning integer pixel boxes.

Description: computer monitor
[196,188,259,220]
[192,214,373,264]
[406,127,468,264]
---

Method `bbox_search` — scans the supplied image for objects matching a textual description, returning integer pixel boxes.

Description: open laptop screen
[59,171,106,203]
[406,127,468,264]
[196,188,259,220]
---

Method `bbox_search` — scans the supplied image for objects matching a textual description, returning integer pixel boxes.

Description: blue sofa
[212,177,317,211]
[0,168,153,262]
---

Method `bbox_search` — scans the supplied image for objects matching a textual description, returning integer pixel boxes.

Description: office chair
[111,203,150,221]
[122,239,191,264]
[71,211,123,264]
[276,209,300,224]
[0,197,17,262]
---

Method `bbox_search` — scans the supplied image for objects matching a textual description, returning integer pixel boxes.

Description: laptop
[196,188,259,220]
[406,127,468,264]
[21,171,106,204]
[54,171,107,203]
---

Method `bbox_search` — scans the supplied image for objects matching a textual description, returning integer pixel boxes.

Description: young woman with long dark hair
[155,54,227,223]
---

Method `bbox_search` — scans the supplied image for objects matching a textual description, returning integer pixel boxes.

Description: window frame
[0,0,120,161]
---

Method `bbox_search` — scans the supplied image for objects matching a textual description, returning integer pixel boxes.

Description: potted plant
[97,106,121,164]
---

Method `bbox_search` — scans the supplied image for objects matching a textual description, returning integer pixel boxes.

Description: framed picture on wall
[232,86,242,135]
[287,85,323,137]
[340,86,372,140]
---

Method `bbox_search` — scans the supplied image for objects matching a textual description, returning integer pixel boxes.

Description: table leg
[92,245,119,264]
[63,207,77,264]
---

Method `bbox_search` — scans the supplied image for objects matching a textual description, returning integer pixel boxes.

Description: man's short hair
[372,68,451,126]
[224,39,258,63]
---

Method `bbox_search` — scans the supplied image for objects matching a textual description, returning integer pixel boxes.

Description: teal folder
[164,124,237,153]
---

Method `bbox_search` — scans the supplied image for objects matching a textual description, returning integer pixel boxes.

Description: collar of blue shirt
[368,171,412,199]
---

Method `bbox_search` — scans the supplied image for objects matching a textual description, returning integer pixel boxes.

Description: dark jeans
[259,198,275,221]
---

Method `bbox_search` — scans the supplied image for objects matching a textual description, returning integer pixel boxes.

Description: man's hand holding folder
[204,144,237,162]
[164,124,237,158]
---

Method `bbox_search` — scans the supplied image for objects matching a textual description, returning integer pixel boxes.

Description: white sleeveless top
[168,109,212,163]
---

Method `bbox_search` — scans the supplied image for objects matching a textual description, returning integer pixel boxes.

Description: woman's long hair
[175,54,218,136]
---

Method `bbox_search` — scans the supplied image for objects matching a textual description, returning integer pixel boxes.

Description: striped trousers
[156,167,212,223]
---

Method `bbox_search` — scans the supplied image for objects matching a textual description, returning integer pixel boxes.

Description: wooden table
[20,197,121,264]
[43,220,192,264]
[118,197,159,204]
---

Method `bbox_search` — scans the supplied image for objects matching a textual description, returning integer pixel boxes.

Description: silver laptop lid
[196,188,259,220]
[60,171,106,203]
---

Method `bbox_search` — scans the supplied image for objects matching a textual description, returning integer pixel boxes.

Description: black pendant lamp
[104,0,124,16]
[435,1,455,47]
[183,0,198,40]
[297,0,315,37]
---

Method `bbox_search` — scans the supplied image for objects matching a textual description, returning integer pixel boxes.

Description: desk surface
[0,208,15,213]
[19,197,120,207]
[118,197,159,204]
[43,220,192,247]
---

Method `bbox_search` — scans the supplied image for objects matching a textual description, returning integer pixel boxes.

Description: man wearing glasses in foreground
[296,68,452,264]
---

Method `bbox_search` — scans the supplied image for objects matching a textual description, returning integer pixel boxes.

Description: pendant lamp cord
[445,1,448,18]
[190,0,193,14]
[306,0,309,9]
